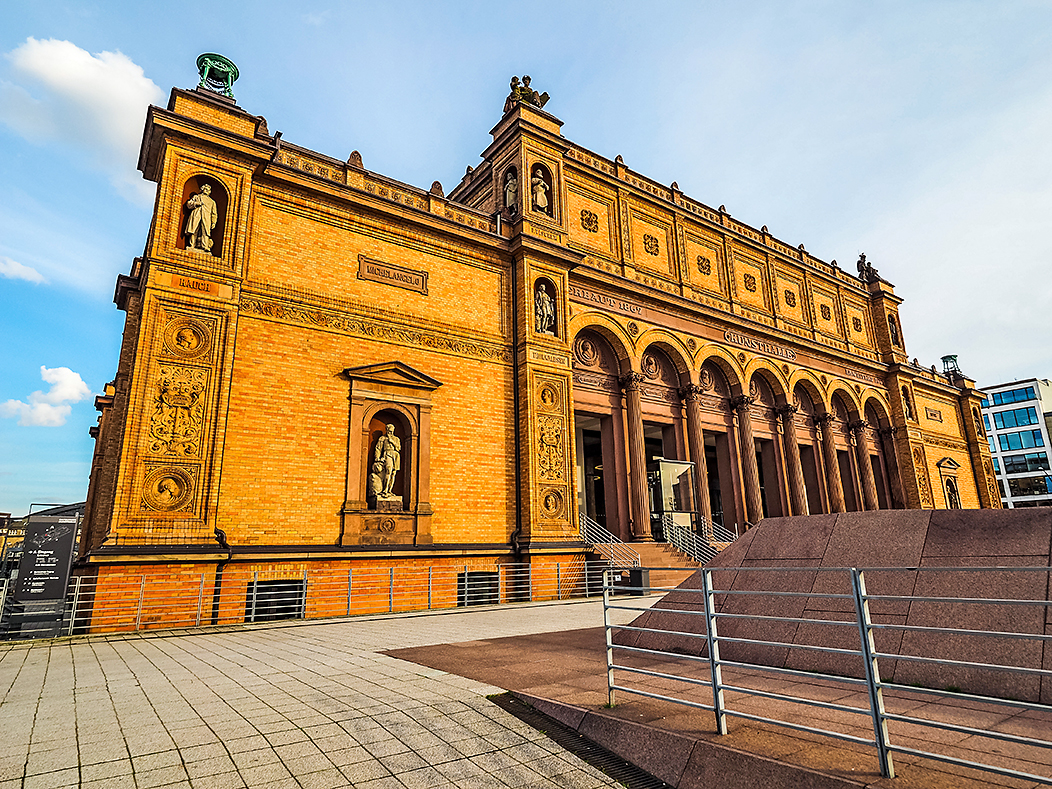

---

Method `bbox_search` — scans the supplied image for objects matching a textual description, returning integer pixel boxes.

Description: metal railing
[579,514,641,567]
[602,566,1052,785]
[661,515,719,564]
[0,560,655,640]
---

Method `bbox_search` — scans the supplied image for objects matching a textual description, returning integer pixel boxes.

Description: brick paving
[0,598,653,789]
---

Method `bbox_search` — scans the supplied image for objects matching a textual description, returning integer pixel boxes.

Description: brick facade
[78,80,998,630]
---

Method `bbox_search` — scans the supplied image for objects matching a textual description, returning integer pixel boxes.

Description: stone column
[775,404,808,515]
[731,395,764,524]
[878,426,906,508]
[680,384,713,527]
[620,372,652,540]
[814,413,846,513]
[849,420,880,510]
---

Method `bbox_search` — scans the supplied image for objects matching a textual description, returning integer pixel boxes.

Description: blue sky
[3,2,1052,516]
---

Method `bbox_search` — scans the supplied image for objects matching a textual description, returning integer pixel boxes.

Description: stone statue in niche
[503,169,518,214]
[534,282,555,335]
[184,184,218,252]
[369,424,402,506]
[531,167,550,214]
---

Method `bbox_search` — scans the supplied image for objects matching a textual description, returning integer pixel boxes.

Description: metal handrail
[661,514,717,564]
[602,565,1052,786]
[579,514,640,567]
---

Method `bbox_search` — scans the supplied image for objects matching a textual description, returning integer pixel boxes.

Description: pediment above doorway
[342,361,442,392]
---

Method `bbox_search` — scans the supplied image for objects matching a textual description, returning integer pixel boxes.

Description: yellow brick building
[79,67,998,625]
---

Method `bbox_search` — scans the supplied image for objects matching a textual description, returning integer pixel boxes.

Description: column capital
[730,394,755,414]
[679,383,704,402]
[813,412,835,427]
[877,425,898,438]
[619,372,645,392]
[774,403,799,419]
[847,419,869,435]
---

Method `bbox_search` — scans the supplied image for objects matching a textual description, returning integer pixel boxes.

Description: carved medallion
[699,368,714,391]
[784,289,797,308]
[141,466,195,512]
[573,335,600,367]
[540,488,564,518]
[641,353,660,379]
[149,366,207,455]
[643,234,659,255]
[744,273,757,292]
[538,383,560,410]
[696,255,712,276]
[627,321,639,337]
[538,416,565,481]
[852,317,863,333]
[737,352,747,366]
[820,304,832,321]
[163,317,211,360]
[686,338,697,353]
[580,209,599,233]
[379,517,396,533]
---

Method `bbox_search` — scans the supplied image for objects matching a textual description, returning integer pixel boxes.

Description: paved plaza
[0,599,651,789]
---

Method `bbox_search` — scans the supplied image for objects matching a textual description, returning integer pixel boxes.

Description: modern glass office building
[980,378,1052,507]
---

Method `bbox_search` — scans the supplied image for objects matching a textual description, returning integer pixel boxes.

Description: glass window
[1007,476,1052,497]
[993,406,1039,430]
[997,478,1006,498]
[983,414,991,431]
[992,458,1000,474]
[989,436,997,453]
[1002,452,1050,474]
[991,386,1038,406]
[998,430,1045,452]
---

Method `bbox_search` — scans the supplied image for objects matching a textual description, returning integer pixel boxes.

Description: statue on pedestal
[369,424,402,505]
[184,184,218,252]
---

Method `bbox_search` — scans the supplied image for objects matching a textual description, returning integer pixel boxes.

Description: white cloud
[0,255,46,284]
[0,37,164,204]
[1,366,92,427]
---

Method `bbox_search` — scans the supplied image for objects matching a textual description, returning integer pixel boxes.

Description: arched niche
[529,162,554,217]
[365,408,412,511]
[533,277,558,336]
[341,362,441,548]
[178,174,228,257]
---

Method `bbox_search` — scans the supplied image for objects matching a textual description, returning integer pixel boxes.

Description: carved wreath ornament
[743,273,757,293]
[643,234,660,256]
[696,255,712,276]
[784,289,797,308]
[580,209,599,233]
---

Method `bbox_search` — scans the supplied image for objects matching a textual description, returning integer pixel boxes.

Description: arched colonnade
[569,318,904,541]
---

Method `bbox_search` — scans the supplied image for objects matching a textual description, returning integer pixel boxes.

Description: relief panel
[629,208,675,279]
[566,184,615,256]
[683,231,726,298]
[731,249,769,313]
[775,271,806,326]
[844,298,872,349]
[811,285,842,338]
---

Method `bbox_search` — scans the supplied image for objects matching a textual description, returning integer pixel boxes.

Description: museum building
[78,60,999,624]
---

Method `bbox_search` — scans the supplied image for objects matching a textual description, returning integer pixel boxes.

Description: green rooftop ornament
[196,53,239,99]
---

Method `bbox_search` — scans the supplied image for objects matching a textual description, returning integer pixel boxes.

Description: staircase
[630,541,701,589]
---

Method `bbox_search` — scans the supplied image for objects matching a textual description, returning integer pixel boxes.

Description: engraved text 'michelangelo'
[357,255,429,295]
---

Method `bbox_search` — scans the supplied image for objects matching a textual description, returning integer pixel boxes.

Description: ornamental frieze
[572,371,620,393]
[241,298,511,364]
[148,366,207,455]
